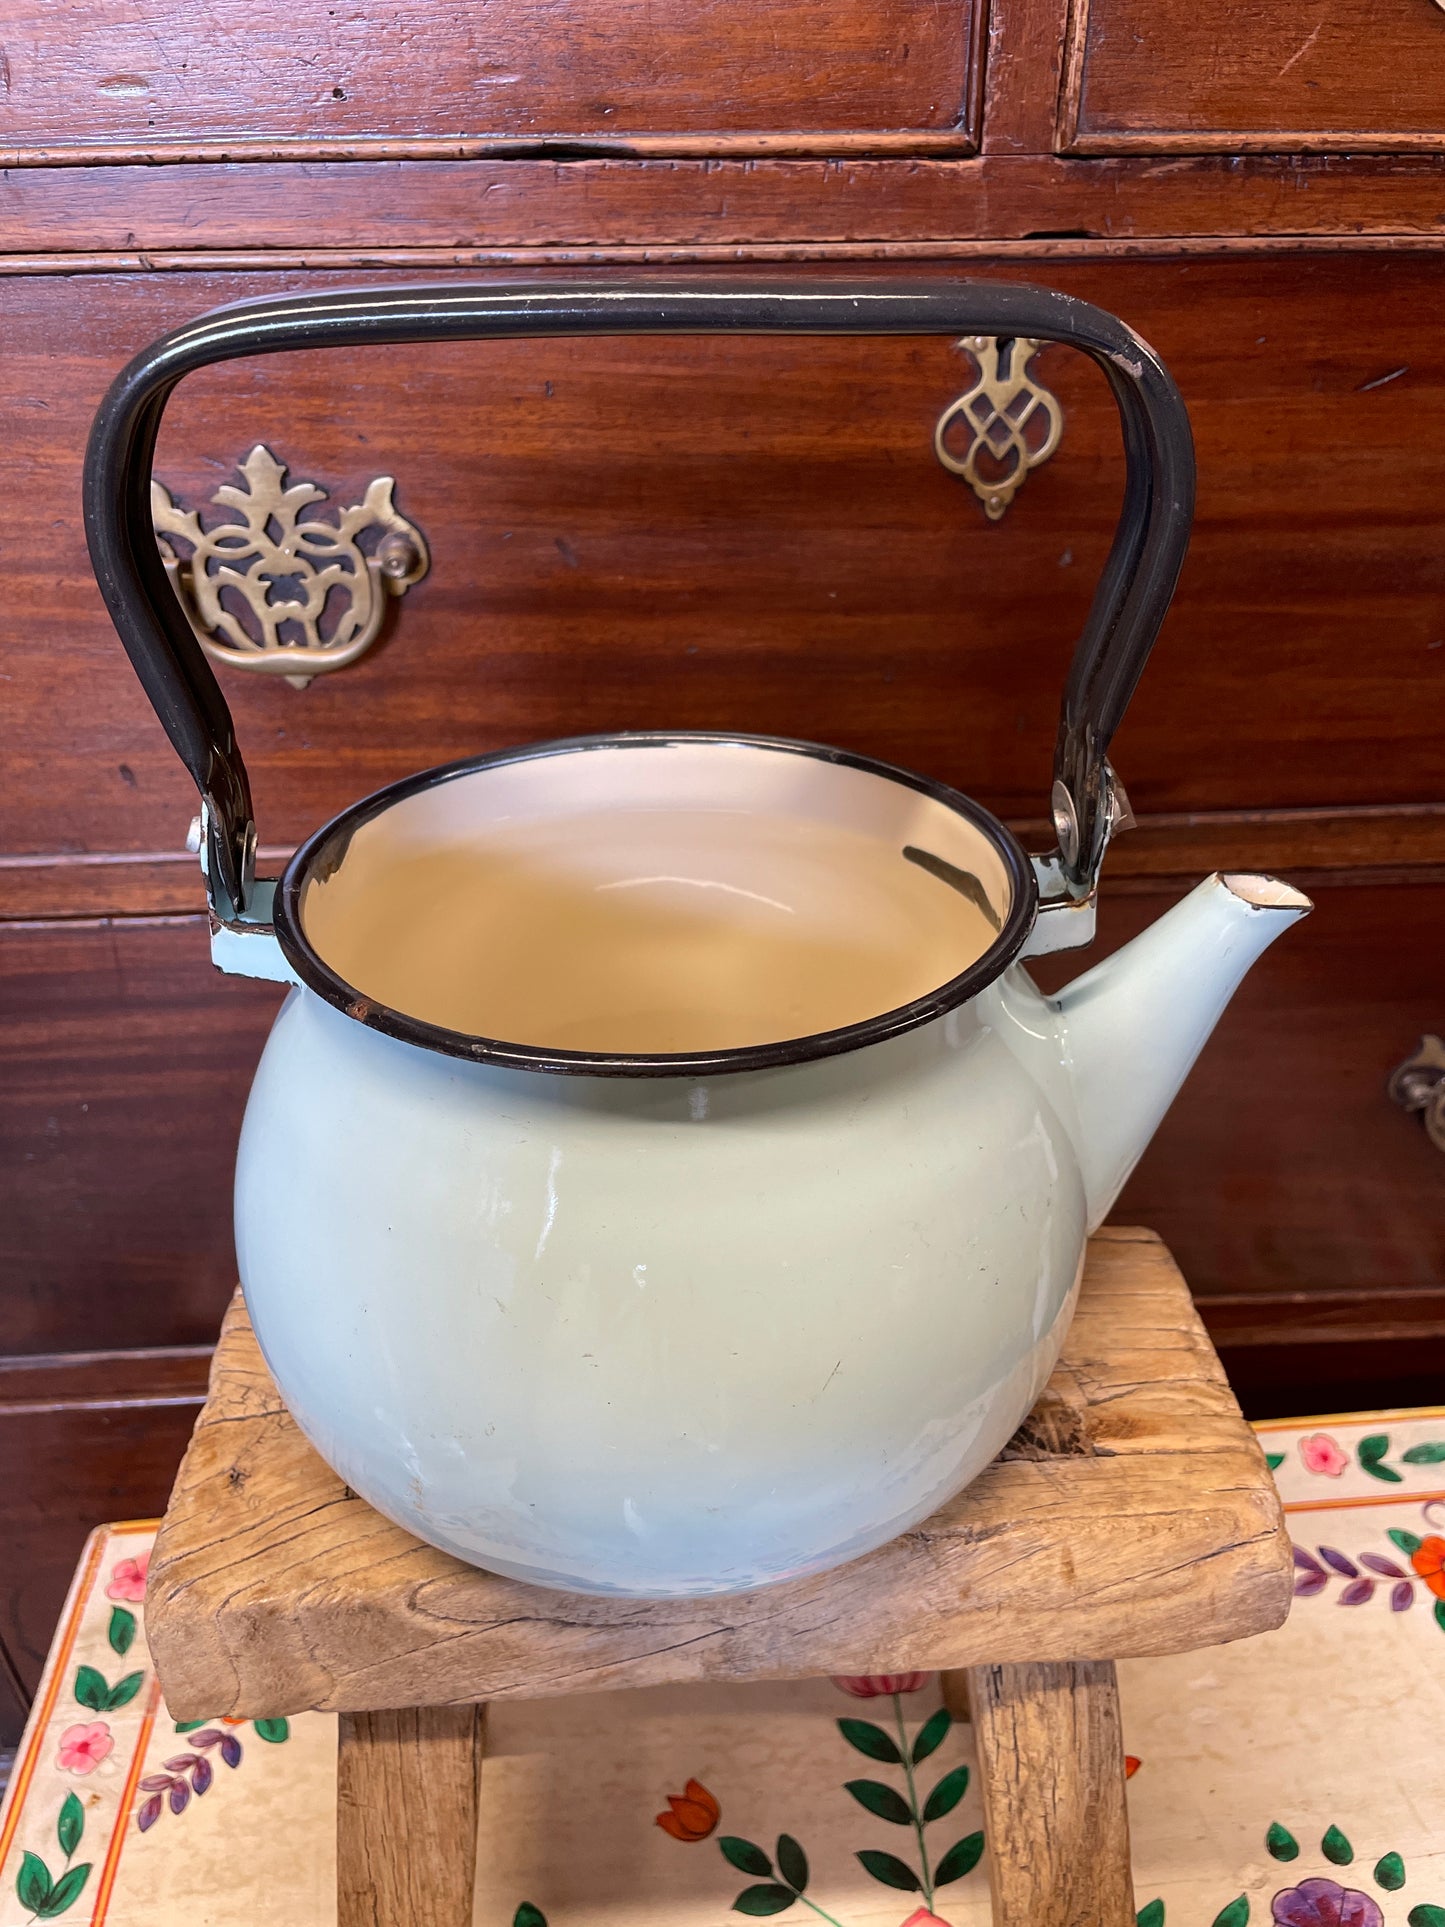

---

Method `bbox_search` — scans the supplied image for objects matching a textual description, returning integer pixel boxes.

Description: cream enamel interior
[296,742,1015,1053]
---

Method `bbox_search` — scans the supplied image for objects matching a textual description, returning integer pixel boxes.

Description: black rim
[271,731,1039,1078]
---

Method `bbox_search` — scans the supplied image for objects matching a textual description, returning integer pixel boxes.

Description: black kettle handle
[83,277,1195,918]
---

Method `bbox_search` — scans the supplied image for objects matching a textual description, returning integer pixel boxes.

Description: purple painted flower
[1271,1877,1384,1927]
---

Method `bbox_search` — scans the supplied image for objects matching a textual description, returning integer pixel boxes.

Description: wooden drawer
[0,0,983,161]
[0,920,281,1356]
[3,878,1442,1358]
[1060,0,1445,152]
[1050,881,1445,1302]
[3,252,1445,902]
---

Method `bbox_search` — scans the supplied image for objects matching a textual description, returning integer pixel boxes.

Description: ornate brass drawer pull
[152,445,429,689]
[934,336,1064,521]
[1388,1035,1445,1153]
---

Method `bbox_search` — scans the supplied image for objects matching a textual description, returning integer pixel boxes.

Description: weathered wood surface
[336,1704,486,1927]
[968,1659,1134,1926]
[145,1229,1290,1719]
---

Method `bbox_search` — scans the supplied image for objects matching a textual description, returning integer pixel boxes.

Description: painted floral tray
[3,1408,1444,1927]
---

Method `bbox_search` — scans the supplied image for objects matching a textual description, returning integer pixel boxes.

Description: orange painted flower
[831,1673,931,1698]
[1125,1756,1141,1778]
[899,1910,952,1927]
[1411,1536,1445,1599]
[655,1778,720,1842]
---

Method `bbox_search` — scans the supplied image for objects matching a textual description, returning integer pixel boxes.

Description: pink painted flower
[899,1911,952,1927]
[831,1673,931,1698]
[1298,1434,1349,1478]
[56,1720,114,1774]
[1271,1878,1383,1927]
[106,1550,149,1603]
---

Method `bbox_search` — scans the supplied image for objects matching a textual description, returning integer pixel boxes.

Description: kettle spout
[1053,873,1311,1228]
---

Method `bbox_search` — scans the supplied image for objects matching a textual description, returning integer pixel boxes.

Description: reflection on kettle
[83,278,1309,1597]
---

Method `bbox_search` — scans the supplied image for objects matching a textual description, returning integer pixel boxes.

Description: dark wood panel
[0,0,981,155]
[4,257,1445,873]
[1,158,1444,253]
[1061,0,1445,152]
[1030,882,1445,1300]
[1218,1339,1445,1423]
[0,1351,205,1747]
[0,919,282,1355]
[0,1346,212,1405]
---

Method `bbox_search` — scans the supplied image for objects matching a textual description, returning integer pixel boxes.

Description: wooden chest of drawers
[1,0,1442,1742]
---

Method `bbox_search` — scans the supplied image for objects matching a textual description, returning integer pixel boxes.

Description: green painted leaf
[837,1718,902,1765]
[844,1779,913,1826]
[104,1671,145,1712]
[1403,1444,1445,1464]
[17,1851,53,1914]
[856,1849,922,1892]
[56,1792,83,1859]
[512,1905,546,1927]
[923,1763,970,1823]
[1137,1903,1166,1927]
[253,1718,290,1743]
[934,1831,986,1886]
[1362,1460,1404,1484]
[1389,1529,1423,1556]
[732,1884,796,1916]
[776,1835,808,1893]
[1359,1434,1390,1465]
[1434,1598,1445,1635]
[107,1607,136,1658]
[1265,1453,1285,1471]
[172,1720,209,1734]
[1323,1825,1354,1866]
[1266,1822,1300,1862]
[1211,1897,1249,1927]
[911,1705,952,1765]
[720,1838,773,1878]
[1375,1852,1407,1891]
[38,1864,91,1919]
[1407,1907,1445,1927]
[73,1665,108,1713]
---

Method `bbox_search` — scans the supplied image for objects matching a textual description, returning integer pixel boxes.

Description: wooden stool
[145,1227,1290,1927]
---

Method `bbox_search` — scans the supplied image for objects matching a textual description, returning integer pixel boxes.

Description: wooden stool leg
[337,1704,486,1927]
[966,1660,1133,1927]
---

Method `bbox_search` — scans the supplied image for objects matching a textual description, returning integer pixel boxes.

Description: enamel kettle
[84,279,1309,1598]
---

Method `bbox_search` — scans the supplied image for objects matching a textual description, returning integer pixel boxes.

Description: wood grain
[5,257,1445,869]
[0,0,982,155]
[0,918,282,1354]
[337,1705,485,1927]
[967,1659,1134,1927]
[143,1230,1291,1720]
[1070,885,1445,1306]
[1060,0,1445,152]
[2,159,1445,254]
